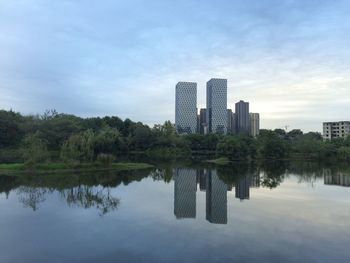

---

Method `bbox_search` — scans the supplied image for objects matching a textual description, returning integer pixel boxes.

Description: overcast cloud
[0,0,350,131]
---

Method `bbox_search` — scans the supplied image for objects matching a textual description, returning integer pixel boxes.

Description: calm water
[0,162,349,263]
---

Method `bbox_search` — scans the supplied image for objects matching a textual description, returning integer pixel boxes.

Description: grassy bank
[0,162,154,175]
[206,157,231,165]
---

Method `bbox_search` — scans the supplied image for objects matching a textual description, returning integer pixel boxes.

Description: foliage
[257,130,290,159]
[337,146,350,162]
[1,109,350,163]
[20,133,49,168]
[96,153,115,167]
[216,136,252,160]
[60,130,95,164]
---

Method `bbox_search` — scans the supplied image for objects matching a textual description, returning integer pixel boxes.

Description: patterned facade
[175,82,197,134]
[174,168,197,218]
[206,79,228,134]
[206,170,227,224]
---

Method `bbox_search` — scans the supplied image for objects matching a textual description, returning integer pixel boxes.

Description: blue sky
[0,0,349,131]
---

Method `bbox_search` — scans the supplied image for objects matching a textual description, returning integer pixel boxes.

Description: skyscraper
[250,113,260,137]
[227,109,233,134]
[235,100,250,134]
[206,79,227,134]
[199,108,207,135]
[175,82,197,134]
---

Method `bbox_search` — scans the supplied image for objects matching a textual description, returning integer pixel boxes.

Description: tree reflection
[16,186,49,211]
[259,161,287,189]
[60,186,120,216]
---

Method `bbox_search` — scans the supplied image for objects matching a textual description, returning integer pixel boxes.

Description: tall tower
[235,100,250,134]
[206,79,227,134]
[250,113,260,137]
[175,82,197,134]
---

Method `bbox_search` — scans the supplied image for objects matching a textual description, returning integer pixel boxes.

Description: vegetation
[1,109,350,168]
[0,162,154,175]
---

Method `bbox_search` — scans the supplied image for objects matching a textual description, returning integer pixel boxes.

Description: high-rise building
[206,79,227,134]
[235,100,250,134]
[174,168,197,219]
[231,112,237,134]
[199,108,207,134]
[250,113,260,137]
[323,121,350,140]
[227,109,233,134]
[175,82,197,134]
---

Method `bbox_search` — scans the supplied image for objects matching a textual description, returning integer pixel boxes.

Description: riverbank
[0,162,154,175]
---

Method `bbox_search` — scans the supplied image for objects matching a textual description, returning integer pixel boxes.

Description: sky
[0,0,350,132]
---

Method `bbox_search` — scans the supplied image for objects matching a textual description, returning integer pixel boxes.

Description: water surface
[0,162,349,262]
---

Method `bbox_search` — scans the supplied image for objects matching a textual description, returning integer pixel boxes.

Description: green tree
[257,131,289,159]
[21,132,49,168]
[60,130,95,164]
[94,127,120,155]
[337,146,350,162]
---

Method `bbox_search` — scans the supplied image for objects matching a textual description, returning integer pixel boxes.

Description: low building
[323,121,350,140]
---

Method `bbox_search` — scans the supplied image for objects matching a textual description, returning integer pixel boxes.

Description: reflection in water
[323,169,350,187]
[206,170,228,224]
[60,186,120,216]
[174,168,197,219]
[173,168,261,224]
[1,163,349,220]
[235,175,251,200]
[16,187,49,211]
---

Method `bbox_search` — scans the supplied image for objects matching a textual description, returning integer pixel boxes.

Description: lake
[0,161,349,262]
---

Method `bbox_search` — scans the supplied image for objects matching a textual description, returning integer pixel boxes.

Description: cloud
[0,0,349,131]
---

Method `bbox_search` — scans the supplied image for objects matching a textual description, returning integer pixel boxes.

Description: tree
[60,130,95,164]
[94,127,120,155]
[337,146,350,162]
[257,131,289,159]
[21,132,49,168]
[216,135,255,160]
[0,110,24,147]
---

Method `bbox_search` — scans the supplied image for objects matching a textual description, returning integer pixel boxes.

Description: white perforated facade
[206,79,227,134]
[175,82,197,134]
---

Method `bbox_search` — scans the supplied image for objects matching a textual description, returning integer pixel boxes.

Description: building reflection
[323,169,350,187]
[174,168,197,219]
[173,168,261,224]
[206,170,227,224]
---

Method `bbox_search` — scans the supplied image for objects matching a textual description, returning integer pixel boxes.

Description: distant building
[231,112,237,134]
[175,82,197,134]
[235,100,250,134]
[206,79,227,134]
[227,109,238,134]
[174,168,197,219]
[199,108,207,134]
[323,121,350,140]
[250,113,260,137]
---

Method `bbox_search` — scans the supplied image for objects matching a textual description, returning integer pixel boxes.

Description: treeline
[1,109,350,165]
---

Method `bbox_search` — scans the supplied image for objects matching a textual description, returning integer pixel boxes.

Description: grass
[0,162,154,175]
[206,157,230,165]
